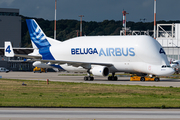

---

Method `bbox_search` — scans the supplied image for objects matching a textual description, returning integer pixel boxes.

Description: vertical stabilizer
[26,19,51,49]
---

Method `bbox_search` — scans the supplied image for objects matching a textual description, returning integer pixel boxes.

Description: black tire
[108,76,112,80]
[114,76,118,81]
[140,77,145,81]
[84,76,88,81]
[154,77,159,82]
[90,76,94,81]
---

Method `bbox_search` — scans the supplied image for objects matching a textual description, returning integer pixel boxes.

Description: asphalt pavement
[0,72,180,87]
[1,108,180,120]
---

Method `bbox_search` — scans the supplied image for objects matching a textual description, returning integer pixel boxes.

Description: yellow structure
[130,75,158,81]
[33,67,46,73]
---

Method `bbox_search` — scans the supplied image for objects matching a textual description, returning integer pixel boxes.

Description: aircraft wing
[33,59,113,69]
[14,54,42,59]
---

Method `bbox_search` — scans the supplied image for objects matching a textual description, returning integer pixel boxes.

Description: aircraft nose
[166,68,175,76]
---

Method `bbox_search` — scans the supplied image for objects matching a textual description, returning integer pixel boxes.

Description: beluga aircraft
[5,19,174,81]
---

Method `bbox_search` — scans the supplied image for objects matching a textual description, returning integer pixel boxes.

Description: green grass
[0,79,180,108]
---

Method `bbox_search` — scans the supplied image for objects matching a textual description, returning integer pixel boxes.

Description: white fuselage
[45,35,174,76]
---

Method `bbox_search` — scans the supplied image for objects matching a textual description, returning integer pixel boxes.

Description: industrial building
[156,24,180,60]
[0,8,33,71]
[0,8,21,47]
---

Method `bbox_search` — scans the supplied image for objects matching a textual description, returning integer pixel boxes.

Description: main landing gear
[84,71,94,81]
[84,76,94,81]
[108,73,118,81]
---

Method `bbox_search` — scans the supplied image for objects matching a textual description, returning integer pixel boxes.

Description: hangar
[0,8,33,71]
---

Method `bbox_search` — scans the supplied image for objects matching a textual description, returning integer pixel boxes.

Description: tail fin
[5,41,14,57]
[26,19,51,49]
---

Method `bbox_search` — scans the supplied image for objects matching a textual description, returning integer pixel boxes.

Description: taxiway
[0,72,180,87]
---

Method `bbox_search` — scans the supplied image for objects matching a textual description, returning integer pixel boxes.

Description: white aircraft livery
[5,19,174,81]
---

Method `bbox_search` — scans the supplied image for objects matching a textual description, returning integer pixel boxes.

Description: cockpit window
[162,65,166,68]
[162,65,171,68]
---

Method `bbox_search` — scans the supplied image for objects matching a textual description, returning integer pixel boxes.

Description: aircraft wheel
[108,76,112,80]
[114,76,118,81]
[140,77,145,81]
[84,76,88,81]
[112,76,118,81]
[84,76,94,81]
[154,77,159,82]
[108,76,118,81]
[89,76,94,81]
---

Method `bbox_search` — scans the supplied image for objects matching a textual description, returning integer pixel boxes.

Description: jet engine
[33,61,54,68]
[90,66,109,77]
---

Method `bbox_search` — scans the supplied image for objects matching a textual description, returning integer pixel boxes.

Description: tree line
[21,15,180,47]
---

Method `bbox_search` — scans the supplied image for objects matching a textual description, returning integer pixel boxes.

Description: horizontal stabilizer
[5,41,14,57]
[14,54,42,59]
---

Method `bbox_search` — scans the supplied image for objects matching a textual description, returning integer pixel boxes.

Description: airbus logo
[71,47,135,57]
[99,48,135,56]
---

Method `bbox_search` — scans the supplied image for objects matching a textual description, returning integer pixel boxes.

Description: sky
[0,0,180,22]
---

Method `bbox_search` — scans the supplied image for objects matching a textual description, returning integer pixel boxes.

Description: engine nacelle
[90,66,109,77]
[33,61,53,68]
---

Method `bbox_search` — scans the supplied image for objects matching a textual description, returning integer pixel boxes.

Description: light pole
[79,15,84,36]
[76,30,79,37]
[54,0,57,40]
[122,10,129,35]
[154,0,157,39]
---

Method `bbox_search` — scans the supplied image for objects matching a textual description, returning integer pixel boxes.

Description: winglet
[5,41,14,57]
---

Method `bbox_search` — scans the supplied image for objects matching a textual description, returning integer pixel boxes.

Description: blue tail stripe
[26,19,55,60]
[39,47,55,60]
[26,19,51,48]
